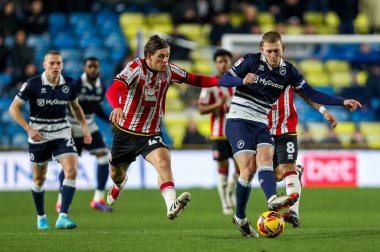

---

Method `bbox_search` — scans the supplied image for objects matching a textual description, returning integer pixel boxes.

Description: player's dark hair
[144,35,170,58]
[260,31,282,47]
[213,49,232,62]
[84,57,99,65]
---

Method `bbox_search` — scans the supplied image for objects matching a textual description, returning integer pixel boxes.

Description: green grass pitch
[1,188,379,252]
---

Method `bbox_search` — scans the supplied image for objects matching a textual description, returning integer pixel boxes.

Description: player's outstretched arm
[184,73,219,88]
[297,92,337,129]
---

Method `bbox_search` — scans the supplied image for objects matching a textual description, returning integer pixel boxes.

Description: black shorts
[211,139,233,161]
[110,126,169,167]
[74,131,107,155]
[29,138,77,164]
[273,133,298,168]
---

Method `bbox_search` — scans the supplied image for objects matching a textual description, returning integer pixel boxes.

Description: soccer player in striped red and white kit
[198,49,239,215]
[105,35,222,220]
[268,86,337,227]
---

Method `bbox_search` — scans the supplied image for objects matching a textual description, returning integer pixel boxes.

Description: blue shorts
[29,138,78,164]
[74,131,107,155]
[225,119,274,156]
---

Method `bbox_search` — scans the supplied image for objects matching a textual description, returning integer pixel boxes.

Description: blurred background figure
[182,119,207,146]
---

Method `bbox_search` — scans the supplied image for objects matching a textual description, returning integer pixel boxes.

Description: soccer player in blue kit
[56,57,112,212]
[8,51,92,229]
[218,31,361,237]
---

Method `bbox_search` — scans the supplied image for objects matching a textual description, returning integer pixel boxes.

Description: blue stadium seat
[78,35,103,48]
[53,32,77,49]
[96,12,119,26]
[27,34,50,52]
[104,33,127,49]
[63,60,82,79]
[48,12,67,35]
[60,48,82,62]
[0,74,12,88]
[83,47,108,62]
[69,12,93,26]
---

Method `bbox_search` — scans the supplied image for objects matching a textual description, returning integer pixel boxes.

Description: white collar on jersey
[41,71,66,86]
[81,72,101,90]
[260,53,286,70]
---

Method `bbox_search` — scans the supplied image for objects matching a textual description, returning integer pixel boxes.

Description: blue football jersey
[16,72,77,143]
[226,53,305,125]
[67,73,107,137]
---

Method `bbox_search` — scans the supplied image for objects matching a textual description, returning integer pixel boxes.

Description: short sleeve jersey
[113,58,188,134]
[16,72,77,143]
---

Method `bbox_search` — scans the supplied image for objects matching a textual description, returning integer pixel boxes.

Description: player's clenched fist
[243,73,257,85]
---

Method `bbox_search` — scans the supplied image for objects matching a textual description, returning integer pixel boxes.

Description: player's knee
[64,168,77,179]
[34,175,46,186]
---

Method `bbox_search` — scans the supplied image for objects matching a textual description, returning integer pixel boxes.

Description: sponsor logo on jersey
[234,58,244,67]
[37,99,68,107]
[256,77,284,89]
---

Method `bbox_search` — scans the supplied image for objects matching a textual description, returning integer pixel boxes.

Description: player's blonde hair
[260,31,283,47]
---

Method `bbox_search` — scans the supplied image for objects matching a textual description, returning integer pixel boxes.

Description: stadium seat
[304,12,324,26]
[177,24,202,41]
[166,86,180,100]
[230,12,244,27]
[119,12,145,28]
[304,73,330,86]
[78,36,103,49]
[299,59,325,75]
[325,60,351,73]
[146,12,172,26]
[63,60,83,78]
[0,74,12,88]
[83,47,108,62]
[257,12,275,25]
[150,24,173,34]
[354,12,369,34]
[306,122,329,142]
[325,11,340,34]
[285,25,304,35]
[164,114,189,149]
[334,122,356,147]
[359,122,380,148]
[193,60,213,75]
[356,70,368,86]
[48,12,67,34]
[69,12,93,26]
[52,32,77,49]
[60,48,82,61]
[96,11,119,26]
[329,72,352,88]
[27,34,50,51]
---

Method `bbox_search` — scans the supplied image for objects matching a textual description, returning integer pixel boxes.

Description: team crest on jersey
[20,82,27,92]
[37,99,45,107]
[234,58,244,67]
[258,64,264,71]
[237,140,245,149]
[62,85,70,94]
[279,67,286,75]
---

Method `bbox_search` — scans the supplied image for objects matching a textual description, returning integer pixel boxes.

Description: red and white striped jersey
[198,85,234,139]
[268,86,298,135]
[114,58,188,134]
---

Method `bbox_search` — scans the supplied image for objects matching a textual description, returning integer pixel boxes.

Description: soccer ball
[256,211,285,238]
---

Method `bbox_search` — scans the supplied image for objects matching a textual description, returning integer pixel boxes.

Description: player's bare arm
[199,95,227,115]
[297,92,337,129]
[9,99,44,141]
[69,99,92,144]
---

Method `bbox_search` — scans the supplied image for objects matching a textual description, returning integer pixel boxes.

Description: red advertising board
[302,152,357,187]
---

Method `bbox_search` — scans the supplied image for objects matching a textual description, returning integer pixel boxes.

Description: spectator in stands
[0,0,23,37]
[329,0,359,34]
[210,12,234,46]
[0,34,11,73]
[182,119,207,146]
[168,25,191,60]
[170,0,200,24]
[299,125,316,149]
[360,0,380,34]
[237,4,261,34]
[11,30,35,79]
[364,63,380,118]
[24,0,48,35]
[322,128,343,149]
[12,62,38,91]
[275,0,305,25]
[350,125,368,148]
